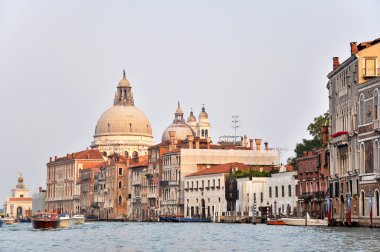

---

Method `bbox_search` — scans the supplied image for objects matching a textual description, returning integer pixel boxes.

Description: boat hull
[266,219,285,225]
[72,215,85,224]
[59,219,71,228]
[32,220,60,229]
[281,218,327,226]
[3,218,15,225]
[159,216,211,222]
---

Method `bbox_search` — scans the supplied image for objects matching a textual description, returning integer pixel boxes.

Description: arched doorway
[361,191,365,216]
[17,206,23,218]
[201,199,205,218]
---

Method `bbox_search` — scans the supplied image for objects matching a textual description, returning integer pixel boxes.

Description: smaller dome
[18,176,24,183]
[118,70,130,87]
[199,105,208,119]
[175,101,184,115]
[187,110,196,123]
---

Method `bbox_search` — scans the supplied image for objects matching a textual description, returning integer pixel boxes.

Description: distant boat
[18,218,31,223]
[266,219,285,225]
[72,214,85,225]
[59,213,72,228]
[31,212,60,229]
[281,213,328,226]
[159,216,211,223]
[3,217,15,225]
[0,218,3,227]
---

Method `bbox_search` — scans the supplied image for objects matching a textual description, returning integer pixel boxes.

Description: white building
[237,177,269,218]
[267,165,298,217]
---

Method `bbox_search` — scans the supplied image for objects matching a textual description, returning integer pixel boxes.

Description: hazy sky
[0,0,379,204]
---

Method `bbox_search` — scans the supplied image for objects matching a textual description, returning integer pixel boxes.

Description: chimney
[264,142,269,151]
[350,42,358,56]
[333,57,340,70]
[322,126,329,146]
[187,135,194,149]
[255,139,262,151]
[195,137,200,149]
[54,156,57,161]
[67,154,69,158]
[249,139,253,150]
[39,187,42,192]
[49,157,52,162]
[206,137,211,149]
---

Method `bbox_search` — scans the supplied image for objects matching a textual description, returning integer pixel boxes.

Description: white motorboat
[59,213,72,228]
[281,213,328,226]
[72,214,85,225]
[3,217,15,225]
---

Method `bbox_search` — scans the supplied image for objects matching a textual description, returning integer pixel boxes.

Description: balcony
[374,120,380,131]
[160,200,178,206]
[147,192,157,199]
[168,181,180,186]
[330,132,349,146]
[159,181,169,187]
[131,180,141,186]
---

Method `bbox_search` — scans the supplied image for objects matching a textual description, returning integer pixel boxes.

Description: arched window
[260,192,263,203]
[118,195,122,206]
[205,129,208,137]
[374,141,379,174]
[269,187,272,198]
[375,89,379,120]
[288,185,292,197]
[360,143,365,174]
[201,129,205,137]
[359,94,365,125]
[118,181,122,188]
[281,185,285,197]
[275,186,278,197]
[124,151,129,158]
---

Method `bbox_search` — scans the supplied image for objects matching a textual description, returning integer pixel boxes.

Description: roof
[53,149,104,162]
[129,156,149,168]
[186,162,250,177]
[8,198,32,202]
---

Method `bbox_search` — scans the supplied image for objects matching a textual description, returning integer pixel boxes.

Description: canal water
[1,222,379,251]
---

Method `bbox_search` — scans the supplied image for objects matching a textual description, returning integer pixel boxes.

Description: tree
[287,111,329,165]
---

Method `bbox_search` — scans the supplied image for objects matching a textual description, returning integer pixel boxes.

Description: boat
[266,219,285,225]
[72,214,85,224]
[31,212,60,229]
[18,218,31,223]
[0,217,3,227]
[281,213,328,226]
[159,216,211,223]
[3,217,15,225]
[59,213,72,228]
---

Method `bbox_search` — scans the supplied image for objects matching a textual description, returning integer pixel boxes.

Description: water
[0,222,380,251]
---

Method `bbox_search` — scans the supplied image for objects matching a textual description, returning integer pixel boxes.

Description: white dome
[162,121,195,142]
[95,105,152,137]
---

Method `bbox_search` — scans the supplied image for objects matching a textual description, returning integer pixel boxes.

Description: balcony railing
[168,181,180,186]
[131,180,141,186]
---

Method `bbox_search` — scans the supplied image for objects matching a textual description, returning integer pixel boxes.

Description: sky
[0,0,379,205]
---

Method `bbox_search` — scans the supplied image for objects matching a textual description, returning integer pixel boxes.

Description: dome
[199,105,208,119]
[118,70,130,87]
[187,110,196,123]
[95,105,152,137]
[18,176,24,183]
[162,121,195,142]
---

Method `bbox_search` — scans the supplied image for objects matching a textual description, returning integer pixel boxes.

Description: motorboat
[266,218,285,225]
[281,213,328,226]
[159,216,211,222]
[3,217,15,225]
[59,213,72,228]
[31,212,60,229]
[72,214,85,224]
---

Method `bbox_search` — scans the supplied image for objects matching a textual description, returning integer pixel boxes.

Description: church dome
[187,110,196,123]
[162,102,195,142]
[95,105,152,137]
[199,105,208,119]
[118,70,131,87]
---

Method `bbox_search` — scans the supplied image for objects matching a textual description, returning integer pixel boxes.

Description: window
[374,89,379,120]
[118,181,122,188]
[288,185,292,197]
[269,187,272,198]
[118,195,122,205]
[299,163,302,174]
[359,94,365,125]
[364,58,377,77]
[281,185,285,197]
[275,186,278,197]
[118,167,123,176]
[260,192,263,203]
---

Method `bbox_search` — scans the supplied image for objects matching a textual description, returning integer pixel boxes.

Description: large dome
[95,105,152,137]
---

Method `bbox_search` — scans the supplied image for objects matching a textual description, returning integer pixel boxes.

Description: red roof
[186,162,250,177]
[285,165,294,172]
[53,149,104,162]
[129,156,149,168]
[81,161,107,169]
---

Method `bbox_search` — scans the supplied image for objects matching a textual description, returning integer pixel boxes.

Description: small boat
[59,213,72,228]
[18,218,31,223]
[159,216,211,223]
[0,218,3,227]
[3,217,15,225]
[72,214,85,224]
[281,213,328,226]
[31,212,60,229]
[266,219,285,225]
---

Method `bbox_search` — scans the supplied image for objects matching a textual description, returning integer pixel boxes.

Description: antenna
[231,115,241,145]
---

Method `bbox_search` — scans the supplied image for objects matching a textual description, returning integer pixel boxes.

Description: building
[80,163,105,216]
[129,157,149,221]
[327,38,380,226]
[32,187,46,213]
[268,165,298,217]
[91,71,154,157]
[45,149,105,214]
[5,175,32,218]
